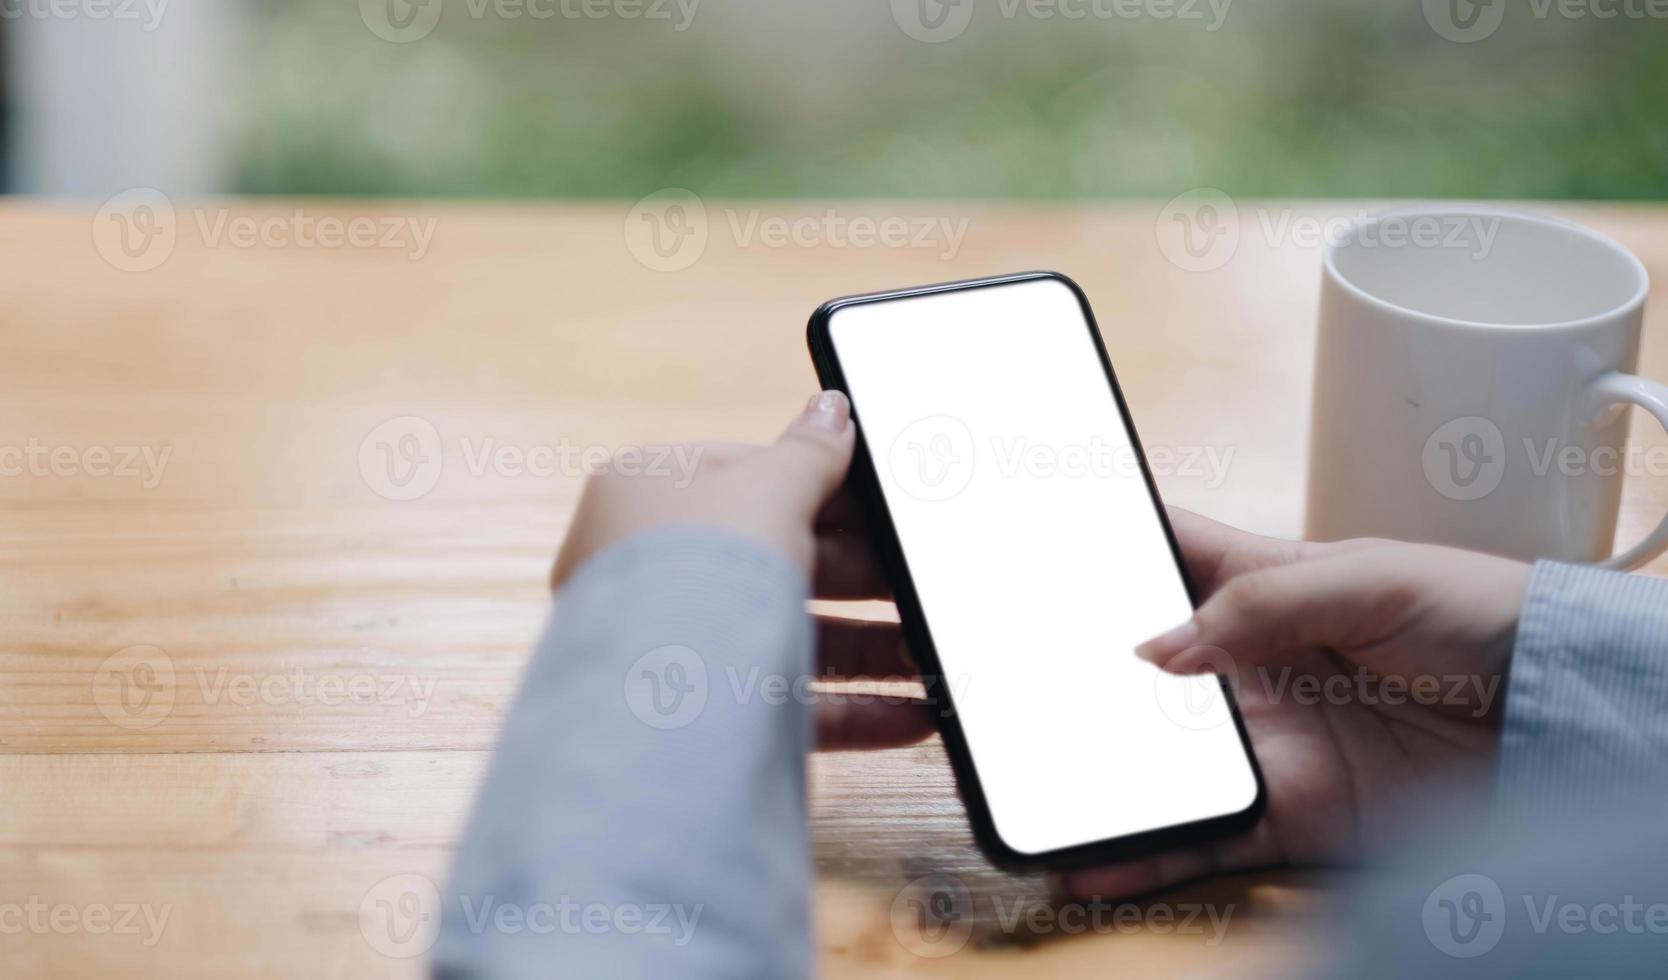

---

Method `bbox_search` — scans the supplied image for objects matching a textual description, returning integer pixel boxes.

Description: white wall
[5,0,245,196]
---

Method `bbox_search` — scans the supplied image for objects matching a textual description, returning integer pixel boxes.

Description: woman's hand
[554,391,857,582]
[554,391,934,751]
[1064,508,1532,898]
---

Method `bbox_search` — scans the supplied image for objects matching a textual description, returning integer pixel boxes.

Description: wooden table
[2,199,1664,977]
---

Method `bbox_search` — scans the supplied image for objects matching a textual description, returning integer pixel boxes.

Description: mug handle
[1589,371,1668,570]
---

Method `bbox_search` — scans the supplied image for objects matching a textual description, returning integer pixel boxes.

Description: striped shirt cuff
[433,526,815,980]
[1497,560,1668,819]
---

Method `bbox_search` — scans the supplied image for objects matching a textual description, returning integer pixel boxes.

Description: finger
[1059,847,1220,901]
[679,441,750,474]
[813,693,936,751]
[815,615,915,678]
[1136,551,1414,673]
[1059,822,1279,900]
[815,486,868,532]
[757,392,856,521]
[551,480,605,589]
[813,528,892,599]
[1164,506,1304,597]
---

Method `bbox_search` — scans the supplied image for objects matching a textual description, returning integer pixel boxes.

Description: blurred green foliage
[232,0,1668,199]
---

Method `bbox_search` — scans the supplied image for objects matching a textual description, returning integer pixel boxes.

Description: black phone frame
[806,270,1267,871]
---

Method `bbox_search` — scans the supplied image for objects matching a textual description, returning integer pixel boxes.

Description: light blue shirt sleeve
[1496,560,1668,819]
[1319,560,1668,978]
[430,526,815,980]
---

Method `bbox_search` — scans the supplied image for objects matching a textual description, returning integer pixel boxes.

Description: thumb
[759,391,856,520]
[1135,551,1408,674]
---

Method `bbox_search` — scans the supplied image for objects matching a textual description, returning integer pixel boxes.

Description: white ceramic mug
[1305,206,1668,569]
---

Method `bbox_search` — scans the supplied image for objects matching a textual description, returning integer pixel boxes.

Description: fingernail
[803,390,849,432]
[1136,619,1198,663]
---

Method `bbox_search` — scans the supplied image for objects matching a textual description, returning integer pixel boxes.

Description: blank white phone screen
[828,277,1258,856]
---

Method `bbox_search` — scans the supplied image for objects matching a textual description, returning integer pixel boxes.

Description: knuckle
[1221,573,1279,618]
[779,426,839,457]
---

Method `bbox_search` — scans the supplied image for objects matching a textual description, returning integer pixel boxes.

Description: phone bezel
[806,270,1267,871]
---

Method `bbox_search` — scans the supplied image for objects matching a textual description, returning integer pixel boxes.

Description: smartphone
[807,271,1264,870]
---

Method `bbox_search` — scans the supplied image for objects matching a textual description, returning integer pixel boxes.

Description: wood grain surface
[1,199,1664,976]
